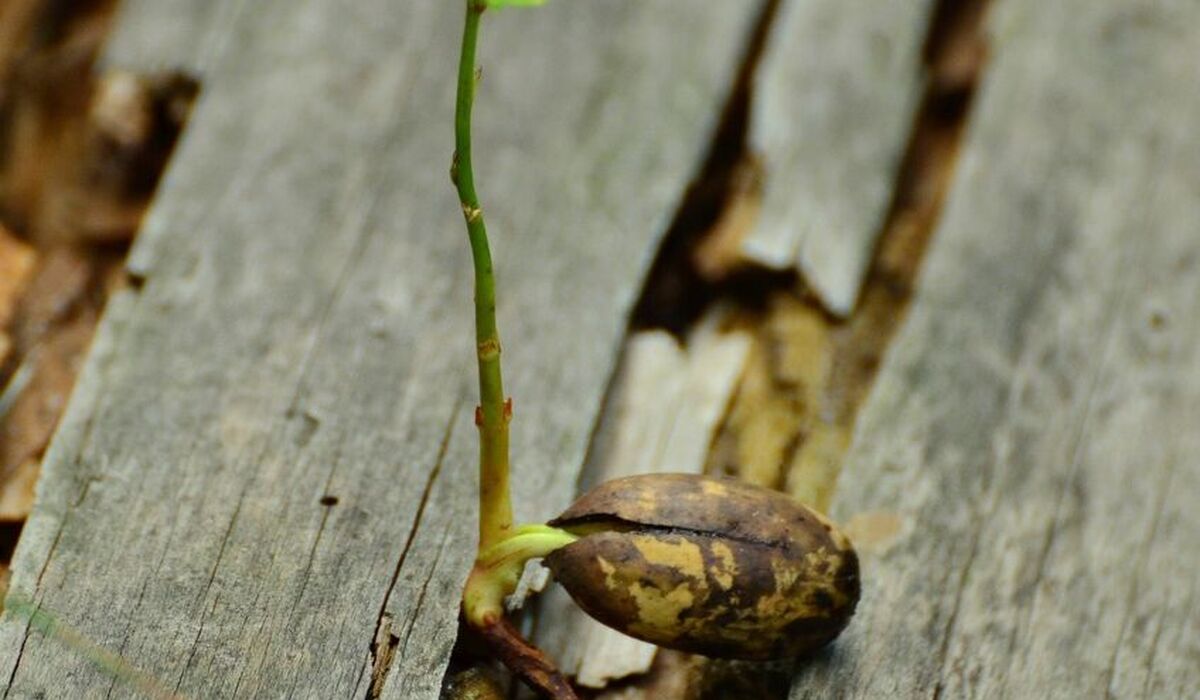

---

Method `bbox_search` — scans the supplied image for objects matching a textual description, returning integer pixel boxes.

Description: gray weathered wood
[791,0,1200,697]
[0,1,763,698]
[101,0,242,75]
[744,0,933,317]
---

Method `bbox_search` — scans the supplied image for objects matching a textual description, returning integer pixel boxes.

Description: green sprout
[450,2,860,698]
[450,3,590,696]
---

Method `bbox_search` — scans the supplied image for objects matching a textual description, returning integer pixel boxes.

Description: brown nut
[544,473,859,660]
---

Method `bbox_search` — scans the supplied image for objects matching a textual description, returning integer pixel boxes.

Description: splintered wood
[742,0,935,317]
[534,315,750,688]
[790,1,1200,697]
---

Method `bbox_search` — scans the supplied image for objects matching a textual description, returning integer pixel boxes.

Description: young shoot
[450,2,860,698]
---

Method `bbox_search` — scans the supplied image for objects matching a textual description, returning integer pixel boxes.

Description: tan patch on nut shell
[708,541,738,589]
[631,534,706,579]
[547,474,860,660]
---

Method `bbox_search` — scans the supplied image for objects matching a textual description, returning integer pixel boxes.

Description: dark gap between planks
[629,0,791,338]
[507,0,996,697]
[0,0,990,697]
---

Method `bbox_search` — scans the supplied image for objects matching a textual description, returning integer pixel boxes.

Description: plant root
[474,616,578,700]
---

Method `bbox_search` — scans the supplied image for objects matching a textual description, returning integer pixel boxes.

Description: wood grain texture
[791,1,1200,697]
[0,1,762,698]
[743,0,933,317]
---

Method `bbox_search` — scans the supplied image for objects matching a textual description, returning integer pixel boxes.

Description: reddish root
[474,616,578,700]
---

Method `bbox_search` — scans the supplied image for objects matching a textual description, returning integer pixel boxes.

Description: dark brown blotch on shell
[545,474,859,660]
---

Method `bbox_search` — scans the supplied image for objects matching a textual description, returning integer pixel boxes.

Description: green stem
[453,1,512,552]
[463,525,579,625]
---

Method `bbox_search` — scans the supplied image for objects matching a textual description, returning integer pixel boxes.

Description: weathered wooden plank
[791,1,1200,697]
[0,1,763,698]
[743,0,933,317]
[101,0,241,74]
[376,4,763,695]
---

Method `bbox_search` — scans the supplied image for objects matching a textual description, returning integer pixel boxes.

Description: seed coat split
[545,473,860,659]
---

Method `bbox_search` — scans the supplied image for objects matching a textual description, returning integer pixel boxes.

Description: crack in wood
[785,1,1200,696]
[584,0,996,696]
[103,544,167,700]
[366,397,463,700]
[629,0,787,338]
[2,2,770,695]
[158,181,384,693]
[1,435,98,697]
[366,612,399,700]
[517,0,994,693]
[705,0,991,520]
[10,1,1192,697]
[172,491,243,694]
[395,525,453,665]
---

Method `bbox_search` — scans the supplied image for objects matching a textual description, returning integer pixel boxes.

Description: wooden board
[790,0,1200,697]
[101,0,242,75]
[0,2,763,698]
[743,0,933,317]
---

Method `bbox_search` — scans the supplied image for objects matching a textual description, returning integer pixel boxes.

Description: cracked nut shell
[544,473,859,660]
